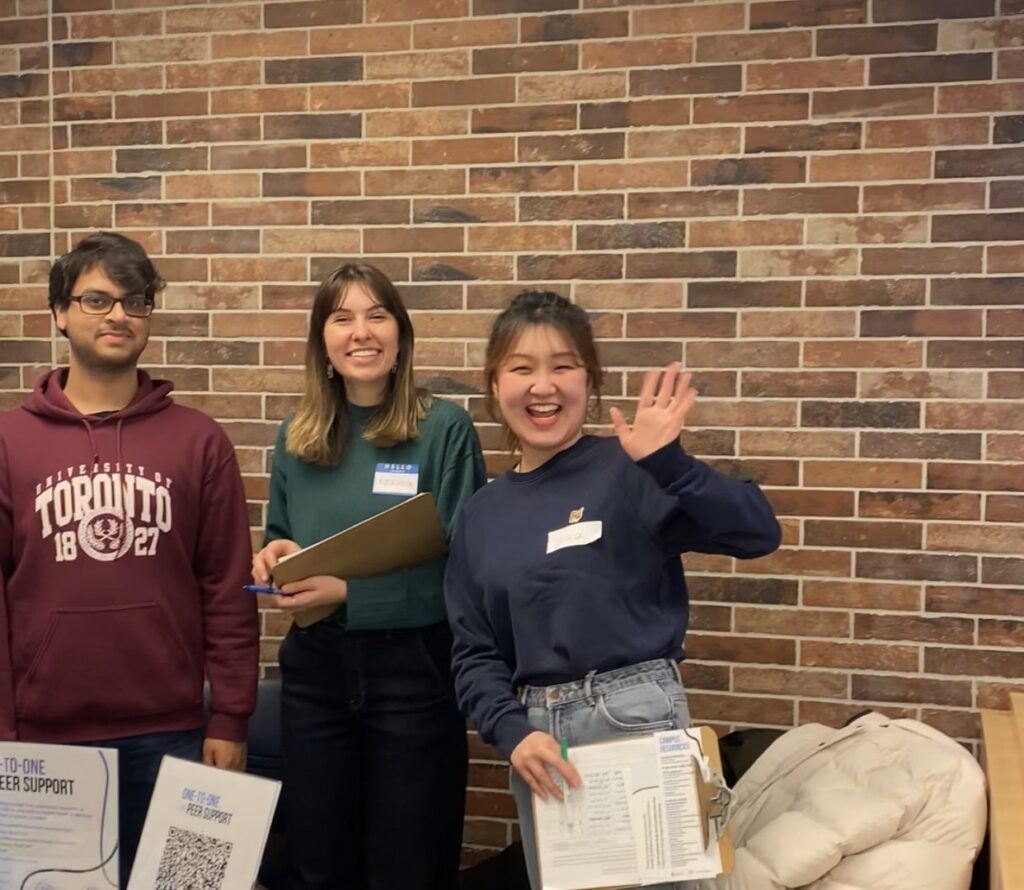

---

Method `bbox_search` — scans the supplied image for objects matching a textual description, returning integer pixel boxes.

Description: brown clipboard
[271,492,447,627]
[534,725,734,890]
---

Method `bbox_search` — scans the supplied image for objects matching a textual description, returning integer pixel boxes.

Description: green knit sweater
[266,397,485,629]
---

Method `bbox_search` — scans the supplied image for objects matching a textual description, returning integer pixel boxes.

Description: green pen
[559,737,569,762]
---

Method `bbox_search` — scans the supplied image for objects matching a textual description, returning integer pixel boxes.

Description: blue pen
[243,584,288,595]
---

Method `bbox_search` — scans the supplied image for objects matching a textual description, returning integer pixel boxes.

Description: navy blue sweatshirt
[444,435,781,759]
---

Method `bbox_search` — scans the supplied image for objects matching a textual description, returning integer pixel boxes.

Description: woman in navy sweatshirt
[444,291,781,890]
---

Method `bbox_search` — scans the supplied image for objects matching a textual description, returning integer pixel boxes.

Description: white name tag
[373,462,419,496]
[546,520,603,555]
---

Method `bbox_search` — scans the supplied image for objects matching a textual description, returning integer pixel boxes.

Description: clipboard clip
[692,754,732,851]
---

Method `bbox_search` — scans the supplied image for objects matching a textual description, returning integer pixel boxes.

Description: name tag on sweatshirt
[547,520,602,555]
[373,463,419,496]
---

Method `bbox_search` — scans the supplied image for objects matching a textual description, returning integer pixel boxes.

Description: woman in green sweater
[252,263,486,890]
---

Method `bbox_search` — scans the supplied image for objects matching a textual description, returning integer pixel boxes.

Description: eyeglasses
[69,292,155,318]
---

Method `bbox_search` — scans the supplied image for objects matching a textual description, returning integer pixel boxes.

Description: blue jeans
[510,658,696,890]
[90,727,204,888]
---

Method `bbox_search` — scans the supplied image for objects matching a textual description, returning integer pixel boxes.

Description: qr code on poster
[154,824,232,890]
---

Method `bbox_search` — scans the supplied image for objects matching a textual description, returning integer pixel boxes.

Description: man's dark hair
[48,231,165,318]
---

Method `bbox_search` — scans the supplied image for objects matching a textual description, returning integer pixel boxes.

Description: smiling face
[492,323,591,472]
[323,281,400,406]
[54,265,151,374]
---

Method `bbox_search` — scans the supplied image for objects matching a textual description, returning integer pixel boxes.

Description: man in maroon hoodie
[0,232,259,885]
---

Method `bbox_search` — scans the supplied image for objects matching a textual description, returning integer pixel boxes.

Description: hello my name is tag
[373,462,419,496]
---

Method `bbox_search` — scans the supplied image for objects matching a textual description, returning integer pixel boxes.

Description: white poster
[0,741,119,890]
[128,756,279,890]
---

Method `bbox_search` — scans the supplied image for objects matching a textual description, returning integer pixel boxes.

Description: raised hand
[609,362,696,461]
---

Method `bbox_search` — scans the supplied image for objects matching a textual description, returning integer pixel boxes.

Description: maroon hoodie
[0,368,258,743]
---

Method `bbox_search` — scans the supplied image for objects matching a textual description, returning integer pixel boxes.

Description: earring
[391,360,398,374]
[326,363,334,379]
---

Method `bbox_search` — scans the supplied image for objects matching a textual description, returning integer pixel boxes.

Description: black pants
[280,620,468,890]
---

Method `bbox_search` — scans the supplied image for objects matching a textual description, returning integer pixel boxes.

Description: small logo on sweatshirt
[568,507,584,524]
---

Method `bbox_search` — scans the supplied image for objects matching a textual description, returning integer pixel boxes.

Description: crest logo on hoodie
[35,463,172,563]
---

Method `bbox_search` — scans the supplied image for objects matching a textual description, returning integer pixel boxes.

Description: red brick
[413,197,515,223]
[927,585,1024,617]
[473,43,576,75]
[811,150,931,182]
[820,23,935,57]
[212,87,307,115]
[412,136,515,166]
[53,95,112,121]
[750,0,866,29]
[630,64,740,97]
[813,86,933,118]
[517,253,622,281]
[520,10,629,44]
[804,579,921,611]
[520,194,622,221]
[692,156,805,186]
[518,71,624,102]
[685,633,796,666]
[744,186,857,216]
[583,36,692,70]
[580,98,691,130]
[938,146,1024,178]
[366,0,465,23]
[116,147,208,173]
[929,523,1024,556]
[925,647,1024,680]
[867,116,990,148]
[863,182,986,212]
[736,606,850,637]
[745,122,861,153]
[633,4,747,37]
[698,30,812,63]
[987,179,1024,208]
[413,76,514,107]
[367,168,465,196]
[872,52,991,85]
[990,371,1024,399]
[690,219,803,248]
[688,693,794,726]
[368,109,467,139]
[629,190,737,221]
[742,371,856,398]
[414,18,513,50]
[473,104,576,134]
[212,31,308,59]
[629,128,741,159]
[168,116,262,144]
[519,132,623,162]
[928,341,1024,369]
[470,165,572,194]
[263,0,361,28]
[733,666,848,699]
[626,309,736,338]
[749,58,863,91]
[741,430,855,458]
[861,309,982,338]
[984,557,1024,585]
[408,256,506,284]
[807,519,921,550]
[939,82,1024,113]
[874,0,994,21]
[857,551,977,583]
[468,224,573,251]
[802,641,918,672]
[694,92,808,124]
[863,432,980,461]
[863,247,983,275]
[741,248,857,277]
[935,212,1024,243]
[853,675,972,707]
[864,370,983,400]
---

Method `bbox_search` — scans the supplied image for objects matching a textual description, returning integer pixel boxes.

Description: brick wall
[2,0,1022,861]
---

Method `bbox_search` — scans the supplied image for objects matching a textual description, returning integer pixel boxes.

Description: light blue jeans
[510,658,697,890]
